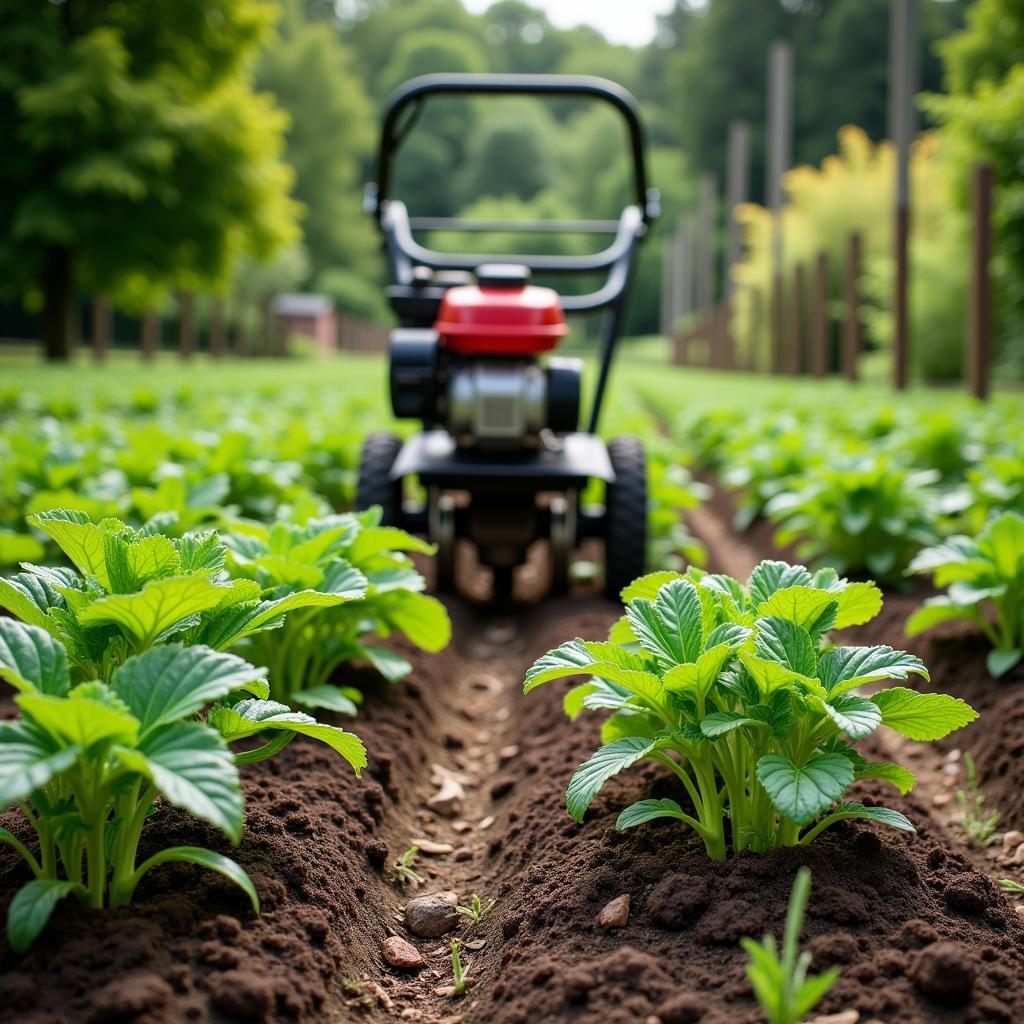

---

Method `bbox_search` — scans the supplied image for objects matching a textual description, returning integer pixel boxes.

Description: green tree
[258,3,379,285]
[0,0,300,360]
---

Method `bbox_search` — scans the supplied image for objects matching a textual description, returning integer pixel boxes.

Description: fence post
[209,297,226,359]
[771,271,784,374]
[91,297,111,362]
[790,262,805,375]
[178,292,195,360]
[842,232,863,382]
[811,250,829,377]
[141,310,159,361]
[967,163,995,400]
[748,287,763,372]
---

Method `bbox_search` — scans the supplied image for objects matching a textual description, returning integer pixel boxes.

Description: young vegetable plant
[906,511,1024,678]
[765,454,940,584]
[393,845,425,887]
[955,753,999,848]
[742,868,838,1024]
[525,561,977,860]
[449,938,470,996]
[221,507,451,713]
[456,892,496,926]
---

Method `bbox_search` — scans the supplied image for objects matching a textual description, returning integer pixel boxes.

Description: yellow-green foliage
[730,128,966,380]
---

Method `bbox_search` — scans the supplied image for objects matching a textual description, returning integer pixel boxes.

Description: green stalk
[109,784,158,907]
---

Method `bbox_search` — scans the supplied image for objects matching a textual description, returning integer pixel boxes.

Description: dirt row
[2,507,1024,1023]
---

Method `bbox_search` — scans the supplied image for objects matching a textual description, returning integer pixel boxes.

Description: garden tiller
[356,73,659,599]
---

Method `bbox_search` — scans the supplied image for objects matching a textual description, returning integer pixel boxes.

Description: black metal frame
[365,72,658,434]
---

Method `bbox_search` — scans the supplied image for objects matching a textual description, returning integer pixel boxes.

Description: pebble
[477,815,495,830]
[944,748,962,763]
[910,941,975,1006]
[381,936,425,970]
[412,838,455,855]
[1002,830,1024,850]
[941,761,961,777]
[809,1012,859,1024]
[499,744,520,763]
[1014,905,1024,921]
[405,892,460,938]
[932,792,954,808]
[451,820,473,833]
[453,848,473,862]
[428,777,465,818]
[597,894,631,928]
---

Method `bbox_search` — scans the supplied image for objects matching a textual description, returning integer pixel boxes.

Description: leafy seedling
[525,561,977,859]
[450,938,470,996]
[393,846,424,887]
[742,867,839,1024]
[457,893,496,925]
[999,878,1024,894]
[956,753,999,848]
[907,511,1024,678]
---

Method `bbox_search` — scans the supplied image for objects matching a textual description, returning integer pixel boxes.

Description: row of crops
[1,359,1023,1022]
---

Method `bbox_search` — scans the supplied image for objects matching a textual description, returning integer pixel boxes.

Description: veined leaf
[0,720,80,809]
[756,586,837,631]
[78,575,228,644]
[756,752,854,825]
[872,687,978,741]
[209,699,366,774]
[18,691,138,750]
[349,525,435,562]
[524,639,596,692]
[831,581,883,629]
[817,802,914,832]
[817,645,929,697]
[116,722,244,842]
[620,571,683,603]
[749,561,812,607]
[819,695,882,739]
[111,645,268,736]
[131,847,258,914]
[26,510,108,585]
[319,559,369,597]
[700,711,760,738]
[7,879,84,952]
[566,736,661,822]
[663,643,737,700]
[359,644,412,682]
[0,619,70,695]
[855,762,916,795]
[376,591,451,652]
[755,617,817,677]
[293,685,360,716]
[907,535,980,576]
[607,614,637,645]
[0,572,65,629]
[977,512,1024,579]
[654,579,705,663]
[564,682,599,720]
[616,798,689,830]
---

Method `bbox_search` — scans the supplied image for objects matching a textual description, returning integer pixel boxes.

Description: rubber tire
[355,431,404,526]
[604,436,648,600]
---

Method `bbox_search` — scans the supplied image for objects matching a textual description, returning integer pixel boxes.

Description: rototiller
[356,73,659,599]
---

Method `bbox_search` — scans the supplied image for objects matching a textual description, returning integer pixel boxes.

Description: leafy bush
[765,455,941,583]
[907,511,1024,677]
[525,561,976,860]
[0,511,366,949]
[221,507,451,711]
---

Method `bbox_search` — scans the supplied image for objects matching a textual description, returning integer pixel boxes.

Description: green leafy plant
[955,753,999,848]
[741,867,838,1024]
[221,507,451,712]
[393,845,424,887]
[449,938,470,996]
[765,455,941,583]
[456,892,496,925]
[525,561,977,860]
[907,511,1024,678]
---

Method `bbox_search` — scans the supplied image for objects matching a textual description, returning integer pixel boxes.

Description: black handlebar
[368,73,659,226]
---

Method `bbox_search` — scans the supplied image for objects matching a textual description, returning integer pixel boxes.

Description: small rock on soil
[405,891,460,937]
[382,936,426,970]
[596,894,631,928]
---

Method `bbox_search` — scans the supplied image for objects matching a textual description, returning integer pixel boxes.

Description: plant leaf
[756,752,854,825]
[755,617,817,677]
[349,526,435,562]
[116,722,243,842]
[831,581,883,629]
[111,645,268,736]
[375,591,451,652]
[26,510,108,585]
[620,571,683,602]
[817,802,915,832]
[7,879,84,952]
[0,573,65,629]
[359,645,412,682]
[18,691,138,750]
[700,711,759,738]
[749,561,812,606]
[820,695,882,739]
[0,619,70,695]
[817,645,929,697]
[855,762,916,795]
[293,685,360,716]
[566,737,661,822]
[988,648,1022,679]
[0,720,80,810]
[616,798,689,830]
[524,640,596,692]
[872,687,978,740]
[132,847,258,913]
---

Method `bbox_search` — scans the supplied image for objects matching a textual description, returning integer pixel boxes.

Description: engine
[388,265,582,449]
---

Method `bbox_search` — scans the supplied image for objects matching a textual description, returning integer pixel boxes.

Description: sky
[461,0,677,47]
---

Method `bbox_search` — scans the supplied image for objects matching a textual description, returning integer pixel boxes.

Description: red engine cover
[434,283,568,355]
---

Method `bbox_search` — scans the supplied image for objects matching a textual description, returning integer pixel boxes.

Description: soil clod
[910,941,977,1006]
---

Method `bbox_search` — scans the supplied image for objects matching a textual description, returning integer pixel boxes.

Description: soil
[2,492,1024,1023]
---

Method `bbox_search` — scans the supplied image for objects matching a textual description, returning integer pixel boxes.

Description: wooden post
[91,297,111,362]
[209,297,226,359]
[141,310,159,361]
[890,0,918,391]
[724,119,750,298]
[771,271,784,374]
[967,163,995,400]
[696,174,717,312]
[748,287,763,372]
[790,262,806,375]
[178,292,195,360]
[843,232,863,381]
[811,250,829,377]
